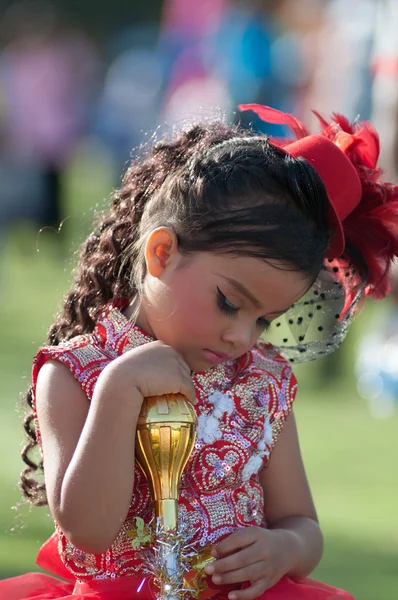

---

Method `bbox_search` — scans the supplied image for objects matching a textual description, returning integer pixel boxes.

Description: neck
[124,296,155,338]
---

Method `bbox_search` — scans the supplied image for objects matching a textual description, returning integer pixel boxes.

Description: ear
[145,227,179,278]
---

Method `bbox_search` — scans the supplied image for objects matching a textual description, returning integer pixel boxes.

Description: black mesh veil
[263,255,366,363]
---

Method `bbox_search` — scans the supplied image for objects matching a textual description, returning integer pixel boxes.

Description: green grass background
[0,153,397,598]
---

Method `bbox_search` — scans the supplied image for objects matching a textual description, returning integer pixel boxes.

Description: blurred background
[0,0,397,598]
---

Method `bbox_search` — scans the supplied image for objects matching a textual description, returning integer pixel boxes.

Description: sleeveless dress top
[31,301,297,583]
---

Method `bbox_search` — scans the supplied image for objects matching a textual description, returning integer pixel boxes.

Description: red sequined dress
[0,303,355,599]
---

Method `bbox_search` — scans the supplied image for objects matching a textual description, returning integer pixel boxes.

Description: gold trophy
[135,393,197,599]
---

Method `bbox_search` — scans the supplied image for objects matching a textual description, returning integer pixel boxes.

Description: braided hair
[20,121,332,506]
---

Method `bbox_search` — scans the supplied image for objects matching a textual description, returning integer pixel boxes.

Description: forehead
[188,252,311,311]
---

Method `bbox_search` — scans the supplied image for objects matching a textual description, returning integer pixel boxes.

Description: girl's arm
[35,342,196,555]
[36,360,143,554]
[204,411,323,599]
[259,410,323,576]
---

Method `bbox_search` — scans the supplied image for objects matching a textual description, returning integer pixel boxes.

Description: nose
[221,320,256,354]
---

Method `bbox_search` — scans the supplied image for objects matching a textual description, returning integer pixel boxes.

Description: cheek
[172,278,216,335]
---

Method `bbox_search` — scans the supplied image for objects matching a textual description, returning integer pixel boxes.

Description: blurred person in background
[309,0,398,182]
[356,263,398,417]
[269,0,325,115]
[354,1,398,417]
[0,0,99,247]
[158,0,232,127]
[369,0,398,183]
[311,0,398,389]
[211,0,279,132]
[308,0,376,125]
[158,0,324,137]
[93,25,163,174]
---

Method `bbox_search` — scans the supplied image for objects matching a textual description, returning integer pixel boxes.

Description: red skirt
[0,535,355,600]
[0,573,356,600]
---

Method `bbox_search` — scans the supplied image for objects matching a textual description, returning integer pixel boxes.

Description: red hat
[239,104,365,257]
[285,135,361,257]
[238,103,398,298]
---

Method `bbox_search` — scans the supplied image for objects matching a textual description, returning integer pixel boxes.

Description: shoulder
[249,341,298,400]
[248,341,298,450]
[33,332,115,401]
[33,356,92,451]
[251,340,296,380]
[35,359,90,420]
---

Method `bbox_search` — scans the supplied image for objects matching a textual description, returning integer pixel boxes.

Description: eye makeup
[216,287,270,331]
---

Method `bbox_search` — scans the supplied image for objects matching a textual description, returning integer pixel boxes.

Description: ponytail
[20,122,243,505]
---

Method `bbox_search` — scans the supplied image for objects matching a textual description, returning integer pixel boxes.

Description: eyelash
[216,287,271,331]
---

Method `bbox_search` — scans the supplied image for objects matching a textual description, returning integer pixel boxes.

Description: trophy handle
[135,393,197,530]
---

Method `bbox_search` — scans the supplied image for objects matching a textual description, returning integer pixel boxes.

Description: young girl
[2,104,398,600]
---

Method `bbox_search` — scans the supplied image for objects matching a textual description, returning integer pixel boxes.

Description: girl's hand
[204,527,292,600]
[106,341,197,407]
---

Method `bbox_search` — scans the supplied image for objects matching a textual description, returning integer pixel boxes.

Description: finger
[177,355,191,375]
[179,377,197,406]
[207,546,257,575]
[227,578,268,600]
[174,350,191,371]
[214,528,258,557]
[211,561,265,586]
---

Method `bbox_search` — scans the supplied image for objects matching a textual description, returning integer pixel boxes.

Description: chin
[184,356,211,373]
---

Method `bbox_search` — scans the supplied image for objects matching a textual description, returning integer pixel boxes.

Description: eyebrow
[220,275,291,316]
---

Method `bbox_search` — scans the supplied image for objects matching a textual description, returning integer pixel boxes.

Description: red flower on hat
[239,104,398,299]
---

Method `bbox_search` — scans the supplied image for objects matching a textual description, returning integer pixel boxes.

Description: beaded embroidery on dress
[0,301,356,598]
[31,302,297,582]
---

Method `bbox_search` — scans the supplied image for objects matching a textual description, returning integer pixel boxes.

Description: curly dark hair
[20,121,332,506]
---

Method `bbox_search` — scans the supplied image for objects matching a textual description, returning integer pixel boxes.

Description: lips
[203,349,231,365]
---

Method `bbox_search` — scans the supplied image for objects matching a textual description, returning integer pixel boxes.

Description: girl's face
[138,245,311,372]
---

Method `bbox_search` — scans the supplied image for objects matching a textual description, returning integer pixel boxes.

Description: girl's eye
[217,287,271,331]
[217,287,239,315]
